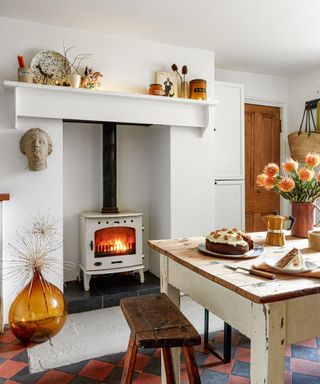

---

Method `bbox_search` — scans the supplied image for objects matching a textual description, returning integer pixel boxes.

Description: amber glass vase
[9,270,67,343]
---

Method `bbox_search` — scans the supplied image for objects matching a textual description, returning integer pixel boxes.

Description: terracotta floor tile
[152,349,161,358]
[201,352,221,367]
[285,371,292,384]
[295,338,317,348]
[207,358,235,374]
[0,332,16,344]
[291,357,320,377]
[0,344,25,360]
[36,370,74,384]
[5,381,20,384]
[286,345,292,357]
[133,353,151,372]
[133,372,161,383]
[2,328,320,383]
[212,331,225,343]
[228,375,250,384]
[236,347,250,362]
[179,364,190,384]
[79,359,114,381]
[0,360,27,379]
[118,352,150,373]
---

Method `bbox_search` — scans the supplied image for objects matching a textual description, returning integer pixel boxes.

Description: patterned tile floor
[1,327,320,383]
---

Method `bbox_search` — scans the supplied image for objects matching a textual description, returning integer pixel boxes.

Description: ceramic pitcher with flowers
[257,152,320,238]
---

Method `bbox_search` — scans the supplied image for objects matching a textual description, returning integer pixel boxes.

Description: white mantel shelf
[4,81,216,131]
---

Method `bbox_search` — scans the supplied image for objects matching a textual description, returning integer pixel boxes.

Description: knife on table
[224,265,276,280]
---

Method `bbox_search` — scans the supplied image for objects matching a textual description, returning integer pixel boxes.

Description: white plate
[265,255,318,274]
[31,50,70,85]
[198,243,264,259]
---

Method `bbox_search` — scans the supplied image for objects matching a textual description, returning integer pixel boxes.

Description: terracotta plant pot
[291,202,320,238]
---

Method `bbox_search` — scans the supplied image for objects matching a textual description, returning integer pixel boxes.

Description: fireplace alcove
[4,81,215,313]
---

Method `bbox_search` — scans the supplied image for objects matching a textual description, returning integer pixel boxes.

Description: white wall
[215,68,287,103]
[0,117,63,320]
[148,125,171,275]
[63,123,103,281]
[287,67,320,134]
[0,16,215,318]
[117,125,151,271]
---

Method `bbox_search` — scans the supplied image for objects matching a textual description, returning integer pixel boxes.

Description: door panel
[245,104,280,232]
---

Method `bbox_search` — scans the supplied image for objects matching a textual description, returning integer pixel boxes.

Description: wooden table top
[148,233,320,304]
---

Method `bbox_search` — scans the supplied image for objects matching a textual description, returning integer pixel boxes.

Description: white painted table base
[159,254,320,384]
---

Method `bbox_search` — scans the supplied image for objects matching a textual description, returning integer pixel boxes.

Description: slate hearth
[65,271,160,314]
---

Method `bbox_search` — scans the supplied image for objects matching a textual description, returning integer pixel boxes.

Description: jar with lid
[149,83,163,96]
[189,79,207,100]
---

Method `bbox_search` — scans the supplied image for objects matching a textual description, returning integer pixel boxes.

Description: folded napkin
[253,262,320,279]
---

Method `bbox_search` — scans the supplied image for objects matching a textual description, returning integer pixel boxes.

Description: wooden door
[245,104,280,232]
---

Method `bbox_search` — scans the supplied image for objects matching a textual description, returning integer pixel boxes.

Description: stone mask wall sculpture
[20,128,53,172]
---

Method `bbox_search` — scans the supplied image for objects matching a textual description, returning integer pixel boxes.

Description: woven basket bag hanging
[288,101,320,163]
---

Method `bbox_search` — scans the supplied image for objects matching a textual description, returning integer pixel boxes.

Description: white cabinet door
[214,82,244,179]
[214,180,245,229]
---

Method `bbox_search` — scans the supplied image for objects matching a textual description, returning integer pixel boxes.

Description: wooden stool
[120,293,201,384]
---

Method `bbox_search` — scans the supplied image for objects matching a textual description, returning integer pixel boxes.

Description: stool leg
[223,322,232,363]
[162,348,176,384]
[204,308,209,348]
[120,334,138,384]
[182,346,201,384]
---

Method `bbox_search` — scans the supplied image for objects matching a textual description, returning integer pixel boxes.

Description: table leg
[250,301,286,384]
[160,254,181,384]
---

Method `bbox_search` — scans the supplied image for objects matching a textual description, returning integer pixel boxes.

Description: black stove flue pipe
[101,122,119,213]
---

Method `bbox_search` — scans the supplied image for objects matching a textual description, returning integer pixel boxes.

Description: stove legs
[79,265,144,292]
[138,268,145,284]
[83,272,91,291]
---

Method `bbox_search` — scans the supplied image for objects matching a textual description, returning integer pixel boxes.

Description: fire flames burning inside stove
[95,226,136,257]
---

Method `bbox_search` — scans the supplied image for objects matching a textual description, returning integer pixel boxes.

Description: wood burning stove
[80,211,144,291]
[77,122,145,291]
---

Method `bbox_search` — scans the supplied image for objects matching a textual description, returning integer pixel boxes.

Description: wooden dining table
[148,233,320,384]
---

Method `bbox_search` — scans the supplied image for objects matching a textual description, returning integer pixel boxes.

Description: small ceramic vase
[70,73,81,88]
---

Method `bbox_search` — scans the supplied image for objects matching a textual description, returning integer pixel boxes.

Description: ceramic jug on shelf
[262,215,296,246]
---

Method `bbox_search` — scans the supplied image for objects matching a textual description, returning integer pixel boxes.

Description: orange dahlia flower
[263,163,279,177]
[256,173,268,187]
[305,152,320,168]
[264,177,276,190]
[317,173,320,183]
[298,167,314,182]
[282,158,298,173]
[279,177,295,192]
